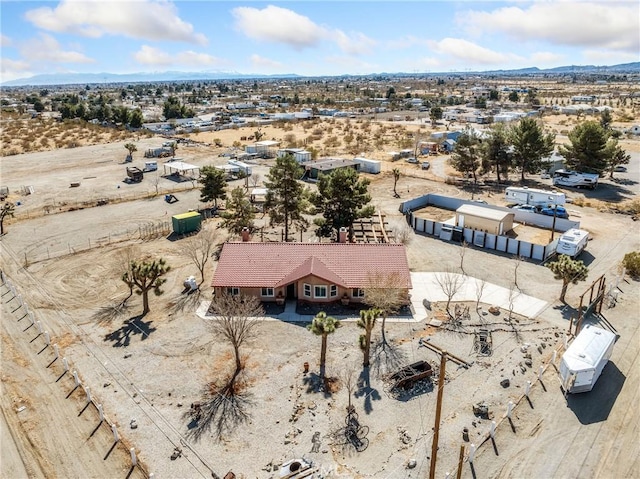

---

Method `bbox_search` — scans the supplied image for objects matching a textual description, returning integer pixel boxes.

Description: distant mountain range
[3,62,639,87]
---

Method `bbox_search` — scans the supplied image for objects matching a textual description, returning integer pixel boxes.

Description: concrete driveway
[409,271,549,321]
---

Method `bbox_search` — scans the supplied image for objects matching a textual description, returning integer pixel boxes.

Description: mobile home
[504,187,566,206]
[559,325,616,394]
[353,157,381,174]
[557,228,589,258]
[553,170,599,190]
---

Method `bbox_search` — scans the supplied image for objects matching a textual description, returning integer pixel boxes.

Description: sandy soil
[1,118,639,479]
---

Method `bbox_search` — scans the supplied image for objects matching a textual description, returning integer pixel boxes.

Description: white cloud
[332,30,376,56]
[459,3,639,52]
[133,45,223,67]
[582,49,640,64]
[20,33,95,64]
[232,5,325,50]
[427,38,521,65]
[232,5,374,56]
[1,58,33,83]
[250,54,283,70]
[1,34,12,47]
[25,0,207,45]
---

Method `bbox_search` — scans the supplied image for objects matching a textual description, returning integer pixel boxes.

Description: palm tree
[357,308,380,367]
[392,168,401,198]
[307,312,340,378]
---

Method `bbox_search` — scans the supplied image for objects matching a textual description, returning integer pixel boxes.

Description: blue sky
[1,1,638,83]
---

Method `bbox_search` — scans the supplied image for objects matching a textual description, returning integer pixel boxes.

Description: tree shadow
[354,367,381,414]
[302,372,334,398]
[183,378,254,442]
[370,339,408,379]
[92,299,132,325]
[168,290,201,315]
[103,315,156,347]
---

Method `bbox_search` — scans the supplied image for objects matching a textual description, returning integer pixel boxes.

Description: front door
[286,283,296,299]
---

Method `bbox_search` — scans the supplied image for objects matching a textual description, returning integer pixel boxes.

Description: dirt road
[1,278,146,479]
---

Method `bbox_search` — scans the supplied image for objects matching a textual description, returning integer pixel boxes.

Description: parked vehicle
[512,204,541,213]
[126,166,143,183]
[144,161,158,172]
[613,165,627,172]
[405,157,418,164]
[560,325,616,394]
[540,205,569,218]
[504,186,565,206]
[421,161,430,170]
[552,169,599,189]
[556,228,589,258]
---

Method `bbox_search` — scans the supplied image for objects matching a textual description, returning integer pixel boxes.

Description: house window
[261,287,274,297]
[352,288,365,298]
[314,285,327,298]
[330,285,338,297]
[226,287,240,296]
[303,283,311,298]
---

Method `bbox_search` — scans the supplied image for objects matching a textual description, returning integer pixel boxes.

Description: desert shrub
[283,133,297,147]
[622,252,640,279]
[213,138,223,147]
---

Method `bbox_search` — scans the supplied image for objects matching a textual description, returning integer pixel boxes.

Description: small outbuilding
[303,158,360,181]
[455,204,514,235]
[172,211,202,234]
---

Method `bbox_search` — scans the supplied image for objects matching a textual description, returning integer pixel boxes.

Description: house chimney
[241,227,250,242]
[338,227,348,243]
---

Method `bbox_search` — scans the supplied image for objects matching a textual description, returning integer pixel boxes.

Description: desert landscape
[1,102,640,479]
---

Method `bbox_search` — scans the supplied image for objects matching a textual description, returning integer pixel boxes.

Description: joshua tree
[307,312,340,378]
[121,258,170,315]
[124,142,137,162]
[363,273,406,346]
[357,308,380,368]
[392,168,401,198]
[546,254,589,303]
[0,202,15,235]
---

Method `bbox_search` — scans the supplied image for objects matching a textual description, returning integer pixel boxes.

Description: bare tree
[180,229,219,286]
[459,241,469,275]
[363,272,408,345]
[435,270,463,316]
[513,255,524,291]
[249,173,261,188]
[474,277,487,320]
[151,173,161,196]
[390,219,414,245]
[340,363,358,410]
[185,293,263,441]
[207,293,264,389]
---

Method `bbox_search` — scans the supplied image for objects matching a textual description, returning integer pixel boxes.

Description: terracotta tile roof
[212,242,411,289]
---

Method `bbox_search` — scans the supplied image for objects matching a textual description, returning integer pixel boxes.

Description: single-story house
[456,204,514,236]
[211,241,412,305]
[303,158,360,181]
[277,148,312,163]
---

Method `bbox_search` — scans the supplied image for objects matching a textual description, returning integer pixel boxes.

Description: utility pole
[429,351,448,479]
[550,203,558,241]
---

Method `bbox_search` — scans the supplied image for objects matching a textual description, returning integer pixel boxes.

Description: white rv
[552,169,599,189]
[504,186,565,206]
[557,228,589,258]
[560,325,616,394]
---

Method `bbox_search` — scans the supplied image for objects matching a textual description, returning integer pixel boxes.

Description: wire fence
[21,219,172,266]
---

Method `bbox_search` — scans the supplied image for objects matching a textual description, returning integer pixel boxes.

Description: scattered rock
[500,378,510,388]
[103,382,111,388]
[130,418,138,429]
[473,402,491,419]
[525,359,533,367]
[177,402,183,407]
[123,353,132,359]
[407,459,417,469]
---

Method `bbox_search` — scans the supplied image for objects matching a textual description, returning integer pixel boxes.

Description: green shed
[172,211,202,234]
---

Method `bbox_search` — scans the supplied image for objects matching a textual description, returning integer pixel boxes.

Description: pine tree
[199,165,227,207]
[264,154,308,242]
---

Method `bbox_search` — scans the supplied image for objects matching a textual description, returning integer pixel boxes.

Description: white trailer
[353,157,381,174]
[227,159,252,176]
[557,228,589,258]
[560,325,616,394]
[552,169,599,189]
[504,186,565,206]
